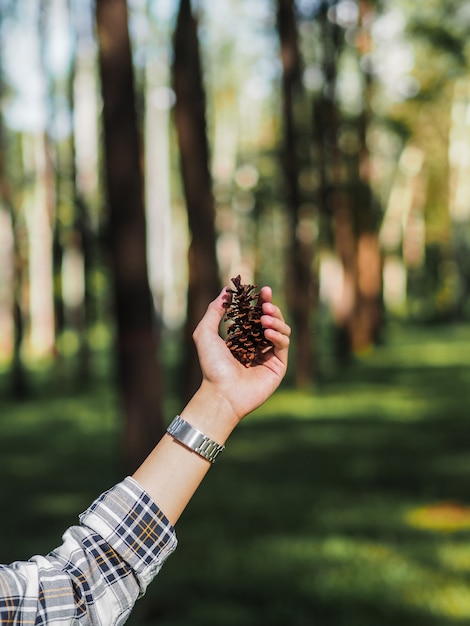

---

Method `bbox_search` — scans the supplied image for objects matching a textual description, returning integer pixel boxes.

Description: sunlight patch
[437,544,470,573]
[254,388,428,422]
[262,533,470,620]
[405,502,470,533]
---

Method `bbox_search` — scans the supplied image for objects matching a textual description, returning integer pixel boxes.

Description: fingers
[262,313,291,346]
[261,299,291,365]
[261,312,290,337]
[259,287,291,350]
[258,285,272,306]
[261,299,285,322]
[193,283,291,367]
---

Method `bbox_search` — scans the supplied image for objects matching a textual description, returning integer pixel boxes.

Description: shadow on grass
[0,383,121,563]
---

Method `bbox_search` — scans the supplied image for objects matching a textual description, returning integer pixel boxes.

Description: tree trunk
[23,131,56,358]
[144,58,176,327]
[346,0,383,352]
[96,0,164,472]
[9,198,29,398]
[68,13,91,384]
[314,0,362,361]
[0,19,29,396]
[277,0,316,387]
[172,0,220,401]
[70,0,103,379]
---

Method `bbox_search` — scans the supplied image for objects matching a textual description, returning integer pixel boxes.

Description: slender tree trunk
[96,0,164,472]
[0,202,28,399]
[277,0,316,387]
[0,20,28,395]
[71,0,103,377]
[67,17,92,383]
[0,208,14,358]
[144,57,176,327]
[23,131,56,358]
[9,197,29,398]
[314,0,359,362]
[346,0,383,352]
[172,0,220,401]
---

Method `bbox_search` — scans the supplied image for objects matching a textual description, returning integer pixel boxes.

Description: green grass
[2,321,470,625]
[0,374,121,563]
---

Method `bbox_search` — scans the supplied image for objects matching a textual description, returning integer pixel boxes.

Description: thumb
[193,287,230,343]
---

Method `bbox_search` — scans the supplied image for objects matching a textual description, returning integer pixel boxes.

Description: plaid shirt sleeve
[0,476,178,626]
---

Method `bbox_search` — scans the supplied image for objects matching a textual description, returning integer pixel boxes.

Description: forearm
[132,382,238,526]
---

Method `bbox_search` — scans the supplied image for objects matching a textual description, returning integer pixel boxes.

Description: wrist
[179,381,239,445]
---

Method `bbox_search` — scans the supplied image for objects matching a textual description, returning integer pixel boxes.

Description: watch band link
[167,415,225,464]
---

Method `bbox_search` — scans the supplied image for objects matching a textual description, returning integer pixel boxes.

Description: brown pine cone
[223,275,273,367]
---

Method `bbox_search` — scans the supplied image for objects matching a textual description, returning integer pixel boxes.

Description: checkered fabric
[0,477,177,625]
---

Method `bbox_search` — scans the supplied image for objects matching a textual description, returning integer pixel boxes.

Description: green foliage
[0,380,120,563]
[408,22,467,71]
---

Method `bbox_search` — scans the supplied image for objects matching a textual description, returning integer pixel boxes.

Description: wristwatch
[167,415,225,464]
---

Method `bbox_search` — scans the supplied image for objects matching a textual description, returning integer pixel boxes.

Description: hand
[192,285,291,427]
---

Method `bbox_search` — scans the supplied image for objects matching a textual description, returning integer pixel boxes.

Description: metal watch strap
[167,415,225,464]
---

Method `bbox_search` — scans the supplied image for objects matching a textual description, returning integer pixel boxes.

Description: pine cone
[223,275,273,367]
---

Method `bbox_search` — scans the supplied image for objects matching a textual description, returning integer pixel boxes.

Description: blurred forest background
[2,0,470,624]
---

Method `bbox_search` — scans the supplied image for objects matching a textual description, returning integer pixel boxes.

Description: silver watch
[167,415,225,464]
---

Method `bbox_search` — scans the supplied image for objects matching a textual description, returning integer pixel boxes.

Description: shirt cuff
[79,476,178,593]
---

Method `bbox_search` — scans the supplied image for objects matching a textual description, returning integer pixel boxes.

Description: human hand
[191,285,291,429]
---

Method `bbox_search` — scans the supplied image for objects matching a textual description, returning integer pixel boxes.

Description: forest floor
[2,320,470,625]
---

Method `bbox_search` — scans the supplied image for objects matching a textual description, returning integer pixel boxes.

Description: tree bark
[172,0,220,401]
[277,0,316,387]
[23,131,56,358]
[96,0,164,472]
[346,0,383,351]
[0,9,29,396]
[314,0,382,359]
